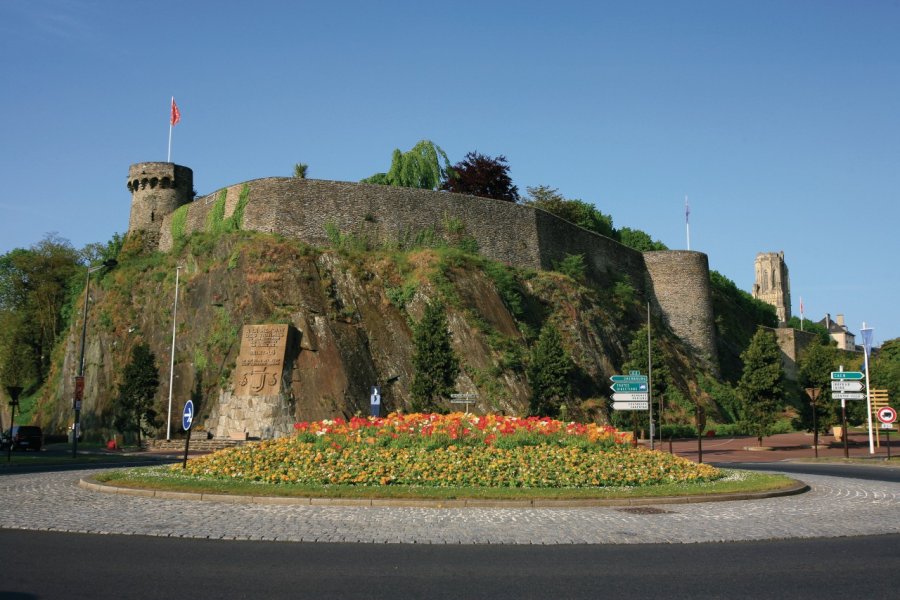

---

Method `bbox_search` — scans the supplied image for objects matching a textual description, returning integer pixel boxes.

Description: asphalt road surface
[713,461,900,483]
[1,529,898,600]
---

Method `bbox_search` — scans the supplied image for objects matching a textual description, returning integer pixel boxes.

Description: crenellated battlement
[127,162,193,245]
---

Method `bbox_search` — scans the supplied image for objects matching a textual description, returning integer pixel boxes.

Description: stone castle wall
[154,174,717,368]
[764,326,817,380]
[643,251,718,366]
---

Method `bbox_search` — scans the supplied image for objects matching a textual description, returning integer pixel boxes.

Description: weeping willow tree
[362,139,451,190]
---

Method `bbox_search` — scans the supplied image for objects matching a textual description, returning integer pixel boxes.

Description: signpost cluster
[830,369,864,458]
[610,370,653,449]
[830,367,891,457]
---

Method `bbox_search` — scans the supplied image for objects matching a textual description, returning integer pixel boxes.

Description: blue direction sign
[610,382,648,393]
[182,400,194,431]
[370,386,381,417]
[610,374,648,384]
[831,371,864,380]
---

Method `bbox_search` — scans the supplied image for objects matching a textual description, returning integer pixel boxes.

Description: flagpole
[685,195,690,250]
[167,96,174,163]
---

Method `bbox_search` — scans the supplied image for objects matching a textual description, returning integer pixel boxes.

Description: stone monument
[234,324,289,397]
[207,324,296,440]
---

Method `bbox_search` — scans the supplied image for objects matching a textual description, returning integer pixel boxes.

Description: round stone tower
[126,162,193,242]
[643,250,719,375]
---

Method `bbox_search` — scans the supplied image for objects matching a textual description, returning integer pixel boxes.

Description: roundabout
[1,466,898,544]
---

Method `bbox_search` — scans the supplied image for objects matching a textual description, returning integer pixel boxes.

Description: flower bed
[178,413,721,488]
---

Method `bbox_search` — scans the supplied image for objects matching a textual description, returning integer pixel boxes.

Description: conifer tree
[795,339,839,433]
[737,329,785,447]
[113,343,161,445]
[410,302,459,412]
[527,324,572,417]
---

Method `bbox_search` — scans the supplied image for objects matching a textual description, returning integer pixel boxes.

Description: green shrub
[553,253,586,281]
[170,205,190,246]
[205,190,228,234]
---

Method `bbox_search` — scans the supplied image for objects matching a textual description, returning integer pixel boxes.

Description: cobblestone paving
[1,469,898,544]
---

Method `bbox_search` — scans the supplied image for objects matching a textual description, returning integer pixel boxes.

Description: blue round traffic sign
[182,400,194,430]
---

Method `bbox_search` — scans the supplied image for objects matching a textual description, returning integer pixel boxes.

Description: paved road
[715,461,900,483]
[1,467,898,544]
[2,529,898,599]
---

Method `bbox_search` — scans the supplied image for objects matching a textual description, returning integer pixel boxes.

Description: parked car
[3,425,43,451]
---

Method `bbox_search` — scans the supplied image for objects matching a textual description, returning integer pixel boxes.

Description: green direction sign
[831,371,864,380]
[610,382,649,393]
[610,374,648,384]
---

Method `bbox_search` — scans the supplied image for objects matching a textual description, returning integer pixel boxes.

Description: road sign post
[876,407,896,460]
[832,368,853,458]
[181,400,194,469]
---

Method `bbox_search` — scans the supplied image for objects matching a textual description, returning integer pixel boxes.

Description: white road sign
[832,392,866,400]
[612,401,649,411]
[612,392,649,403]
[831,380,865,392]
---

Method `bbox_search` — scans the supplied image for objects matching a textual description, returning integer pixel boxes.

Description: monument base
[206,390,295,440]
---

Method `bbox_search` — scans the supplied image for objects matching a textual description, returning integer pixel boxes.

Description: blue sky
[1,0,898,344]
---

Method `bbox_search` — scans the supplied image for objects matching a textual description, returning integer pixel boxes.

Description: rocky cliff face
[35,231,707,440]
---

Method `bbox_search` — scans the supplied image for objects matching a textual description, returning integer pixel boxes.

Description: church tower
[752,251,791,326]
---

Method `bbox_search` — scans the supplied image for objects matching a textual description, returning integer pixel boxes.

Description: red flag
[170,97,181,126]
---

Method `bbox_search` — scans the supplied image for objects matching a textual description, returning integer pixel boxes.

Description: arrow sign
[610,382,648,393]
[832,392,865,400]
[612,401,649,410]
[182,400,194,431]
[610,374,648,383]
[831,371,864,380]
[831,381,864,392]
[612,392,649,403]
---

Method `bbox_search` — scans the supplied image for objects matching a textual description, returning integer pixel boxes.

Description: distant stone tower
[126,162,193,243]
[752,251,791,325]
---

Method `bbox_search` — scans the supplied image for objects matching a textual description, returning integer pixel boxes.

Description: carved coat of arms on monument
[234,324,289,396]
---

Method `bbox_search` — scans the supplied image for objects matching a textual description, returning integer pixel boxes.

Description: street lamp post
[860,324,874,454]
[166,266,183,441]
[73,259,117,458]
